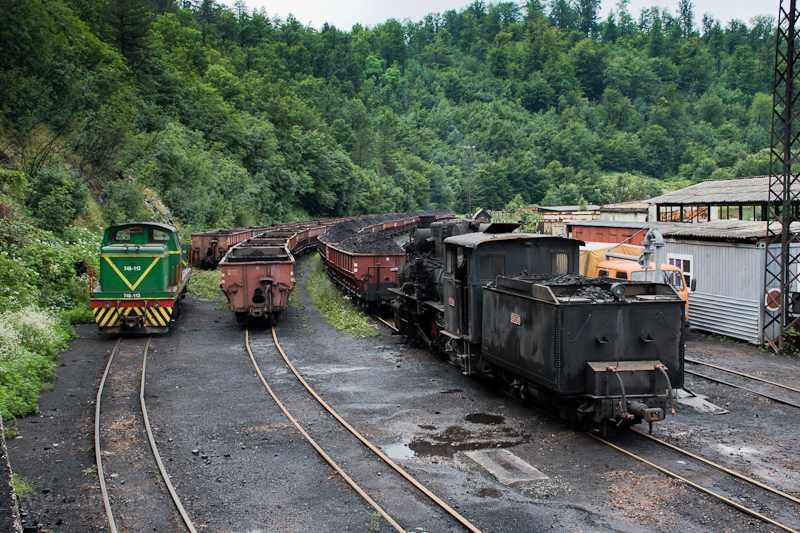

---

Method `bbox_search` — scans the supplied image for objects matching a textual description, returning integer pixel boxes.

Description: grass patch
[189,269,226,308]
[306,257,379,338]
[12,473,35,500]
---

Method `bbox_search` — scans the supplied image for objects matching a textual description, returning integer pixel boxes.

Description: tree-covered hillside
[1,0,776,230]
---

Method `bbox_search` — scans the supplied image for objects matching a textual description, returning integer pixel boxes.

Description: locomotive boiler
[391,219,684,427]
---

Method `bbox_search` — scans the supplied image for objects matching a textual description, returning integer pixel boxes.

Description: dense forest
[1,0,776,230]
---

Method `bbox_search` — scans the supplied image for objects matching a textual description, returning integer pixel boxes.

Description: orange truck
[580,230,695,319]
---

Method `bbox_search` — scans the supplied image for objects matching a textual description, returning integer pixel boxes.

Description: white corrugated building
[657,220,799,344]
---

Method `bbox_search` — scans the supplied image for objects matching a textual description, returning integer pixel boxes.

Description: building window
[668,253,694,290]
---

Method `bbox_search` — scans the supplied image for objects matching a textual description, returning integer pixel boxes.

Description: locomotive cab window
[551,252,568,275]
[479,254,505,279]
[109,230,132,243]
[446,248,456,274]
[152,229,171,243]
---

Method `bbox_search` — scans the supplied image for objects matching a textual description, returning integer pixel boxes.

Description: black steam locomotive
[390,218,684,427]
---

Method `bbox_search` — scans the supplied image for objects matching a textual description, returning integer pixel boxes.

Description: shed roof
[598,201,650,212]
[645,176,792,205]
[537,205,601,212]
[658,219,800,240]
[566,220,683,230]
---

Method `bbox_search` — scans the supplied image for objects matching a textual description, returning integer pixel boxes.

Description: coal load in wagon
[320,221,360,243]
[336,232,405,254]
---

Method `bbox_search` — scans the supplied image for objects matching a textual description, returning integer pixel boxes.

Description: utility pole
[463,145,475,214]
[764,0,800,352]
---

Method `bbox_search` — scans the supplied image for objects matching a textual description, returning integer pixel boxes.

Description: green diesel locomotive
[91,222,191,333]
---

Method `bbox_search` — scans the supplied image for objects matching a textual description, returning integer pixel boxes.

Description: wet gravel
[5,258,800,532]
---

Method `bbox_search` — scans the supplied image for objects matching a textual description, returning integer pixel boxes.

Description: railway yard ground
[6,256,800,532]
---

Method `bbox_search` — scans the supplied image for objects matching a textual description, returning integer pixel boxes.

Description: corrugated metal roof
[566,220,684,229]
[646,176,788,204]
[659,219,800,240]
[538,205,601,212]
[568,219,800,240]
[599,201,651,211]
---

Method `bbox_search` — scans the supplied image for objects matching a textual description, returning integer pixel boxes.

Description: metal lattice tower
[764,0,800,352]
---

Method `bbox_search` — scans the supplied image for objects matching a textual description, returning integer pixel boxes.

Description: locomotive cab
[91,222,191,334]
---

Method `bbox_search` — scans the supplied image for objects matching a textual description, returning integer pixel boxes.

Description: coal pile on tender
[336,232,404,254]
[522,273,628,303]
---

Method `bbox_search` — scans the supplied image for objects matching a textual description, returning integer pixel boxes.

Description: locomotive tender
[91,222,190,333]
[391,218,684,426]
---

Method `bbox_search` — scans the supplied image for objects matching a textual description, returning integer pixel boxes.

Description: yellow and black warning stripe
[93,305,173,328]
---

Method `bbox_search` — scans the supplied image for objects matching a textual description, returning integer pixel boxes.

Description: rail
[588,430,800,533]
[245,327,484,533]
[95,337,198,533]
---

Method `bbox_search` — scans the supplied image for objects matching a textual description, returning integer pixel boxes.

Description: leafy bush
[26,163,89,236]
[0,306,68,421]
[101,178,152,225]
[0,220,100,312]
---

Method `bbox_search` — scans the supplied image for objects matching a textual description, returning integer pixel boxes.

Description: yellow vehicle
[581,229,696,319]
[596,259,691,304]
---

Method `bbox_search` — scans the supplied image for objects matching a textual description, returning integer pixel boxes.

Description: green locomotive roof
[102,222,181,251]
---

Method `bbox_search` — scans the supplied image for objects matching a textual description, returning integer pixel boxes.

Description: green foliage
[306,257,379,338]
[12,474,35,500]
[0,306,69,421]
[101,178,152,225]
[0,0,782,229]
[26,163,89,236]
[782,328,800,357]
[189,268,226,305]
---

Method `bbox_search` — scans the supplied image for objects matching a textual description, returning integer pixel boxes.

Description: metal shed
[658,220,800,344]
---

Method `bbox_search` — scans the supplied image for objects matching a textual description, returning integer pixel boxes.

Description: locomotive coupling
[627,400,664,422]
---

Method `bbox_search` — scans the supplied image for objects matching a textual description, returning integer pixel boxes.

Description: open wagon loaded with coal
[319,223,406,311]
[391,218,685,429]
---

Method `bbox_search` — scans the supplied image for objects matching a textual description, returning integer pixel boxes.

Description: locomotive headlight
[104,302,111,309]
[154,301,160,307]
[610,283,626,300]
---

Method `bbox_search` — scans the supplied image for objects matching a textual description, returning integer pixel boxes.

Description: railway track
[95,337,197,533]
[589,428,800,533]
[685,357,800,408]
[245,326,483,532]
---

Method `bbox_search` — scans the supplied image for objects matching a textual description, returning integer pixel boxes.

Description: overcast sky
[220,0,775,31]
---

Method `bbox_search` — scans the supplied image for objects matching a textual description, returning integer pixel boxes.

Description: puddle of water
[465,413,505,425]
[409,439,517,459]
[383,443,414,460]
[474,487,502,498]
[386,425,523,459]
